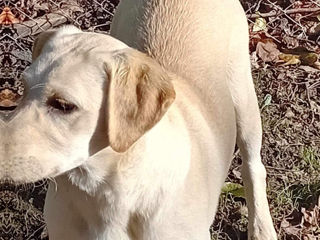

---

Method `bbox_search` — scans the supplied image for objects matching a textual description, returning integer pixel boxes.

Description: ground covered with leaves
[0,0,319,239]
[212,1,320,239]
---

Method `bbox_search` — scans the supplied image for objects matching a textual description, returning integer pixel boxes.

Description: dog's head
[1,26,175,183]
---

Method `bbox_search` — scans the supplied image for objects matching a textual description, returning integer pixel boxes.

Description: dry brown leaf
[301,205,320,227]
[278,53,301,65]
[312,61,320,70]
[299,65,320,72]
[281,218,301,236]
[280,47,320,68]
[283,36,300,49]
[303,234,318,240]
[0,7,20,24]
[232,169,242,179]
[256,40,281,62]
[252,17,267,32]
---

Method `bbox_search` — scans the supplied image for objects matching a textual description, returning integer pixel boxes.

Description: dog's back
[111,0,248,95]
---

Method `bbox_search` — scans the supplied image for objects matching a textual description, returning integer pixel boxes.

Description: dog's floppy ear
[32,26,82,61]
[32,30,57,61]
[106,49,176,152]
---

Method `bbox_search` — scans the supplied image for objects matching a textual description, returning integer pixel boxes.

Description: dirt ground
[0,0,319,239]
[212,1,320,239]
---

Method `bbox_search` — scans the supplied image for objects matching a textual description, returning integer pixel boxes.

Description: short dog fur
[1,0,277,239]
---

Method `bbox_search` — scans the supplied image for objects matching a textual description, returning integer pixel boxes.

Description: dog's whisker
[47,177,58,192]
[29,83,46,90]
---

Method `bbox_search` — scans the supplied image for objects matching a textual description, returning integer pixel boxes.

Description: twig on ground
[247,7,320,19]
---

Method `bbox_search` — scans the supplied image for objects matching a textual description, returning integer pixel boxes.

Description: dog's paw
[250,234,277,240]
[248,217,277,240]
[249,224,277,240]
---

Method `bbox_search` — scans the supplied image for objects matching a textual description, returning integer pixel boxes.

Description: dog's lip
[0,175,37,185]
[0,99,18,113]
[0,169,56,185]
[0,99,27,123]
[0,104,17,111]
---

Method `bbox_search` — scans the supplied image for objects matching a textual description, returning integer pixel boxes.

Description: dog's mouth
[0,104,18,118]
[0,105,17,111]
[0,166,54,184]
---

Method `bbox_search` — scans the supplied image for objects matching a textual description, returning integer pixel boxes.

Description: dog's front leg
[66,149,132,240]
[230,71,277,240]
[227,23,277,240]
[236,100,277,240]
[46,174,132,240]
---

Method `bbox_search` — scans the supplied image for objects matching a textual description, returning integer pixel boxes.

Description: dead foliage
[212,0,320,239]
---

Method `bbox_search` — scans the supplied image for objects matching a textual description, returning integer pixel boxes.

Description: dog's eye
[47,97,77,114]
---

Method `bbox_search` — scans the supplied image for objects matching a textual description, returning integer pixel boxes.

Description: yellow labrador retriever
[2,0,277,239]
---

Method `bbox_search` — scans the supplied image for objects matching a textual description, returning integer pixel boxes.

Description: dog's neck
[67,146,119,196]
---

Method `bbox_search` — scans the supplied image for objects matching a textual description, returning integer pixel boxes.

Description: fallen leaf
[281,218,301,236]
[33,3,49,12]
[252,16,267,32]
[285,108,295,118]
[221,182,245,198]
[301,205,320,227]
[281,47,320,68]
[260,94,272,111]
[283,35,300,49]
[305,234,319,240]
[250,51,260,69]
[299,65,320,72]
[300,53,318,66]
[0,7,19,24]
[279,53,301,65]
[313,61,320,69]
[232,169,242,179]
[256,40,281,62]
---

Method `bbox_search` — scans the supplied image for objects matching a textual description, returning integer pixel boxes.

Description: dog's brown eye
[47,97,77,114]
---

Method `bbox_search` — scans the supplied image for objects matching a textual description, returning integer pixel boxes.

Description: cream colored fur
[1,0,277,239]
